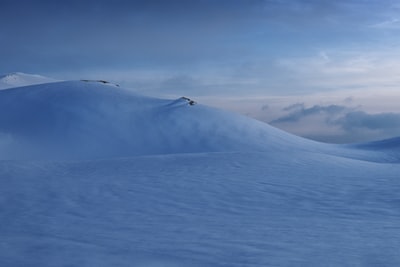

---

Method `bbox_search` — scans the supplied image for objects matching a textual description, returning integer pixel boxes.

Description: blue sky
[1,0,400,142]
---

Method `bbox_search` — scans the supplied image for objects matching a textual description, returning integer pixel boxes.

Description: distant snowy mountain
[1,78,400,266]
[0,72,58,89]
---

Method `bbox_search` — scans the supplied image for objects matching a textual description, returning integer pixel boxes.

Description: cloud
[283,103,305,112]
[328,111,400,143]
[336,111,400,131]
[371,18,400,29]
[272,103,347,123]
[269,102,400,143]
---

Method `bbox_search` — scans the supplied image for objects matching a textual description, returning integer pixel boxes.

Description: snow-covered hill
[0,79,398,162]
[0,80,321,160]
[1,78,400,266]
[0,72,58,90]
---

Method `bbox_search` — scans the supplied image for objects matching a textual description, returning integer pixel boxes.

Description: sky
[1,0,400,143]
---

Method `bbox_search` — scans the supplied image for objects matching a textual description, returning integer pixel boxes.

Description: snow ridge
[0,72,58,90]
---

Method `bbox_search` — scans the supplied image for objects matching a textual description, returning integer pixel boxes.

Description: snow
[0,72,58,90]
[0,78,400,266]
[0,80,318,160]
[1,152,400,266]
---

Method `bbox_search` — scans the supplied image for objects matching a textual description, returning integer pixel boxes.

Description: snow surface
[0,80,320,160]
[1,79,400,266]
[0,72,58,90]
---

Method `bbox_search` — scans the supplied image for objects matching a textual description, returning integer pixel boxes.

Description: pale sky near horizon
[1,0,400,143]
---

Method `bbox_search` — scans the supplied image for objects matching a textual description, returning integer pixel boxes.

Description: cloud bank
[269,102,400,143]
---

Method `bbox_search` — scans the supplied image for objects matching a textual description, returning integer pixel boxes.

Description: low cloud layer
[338,111,400,131]
[272,104,347,124]
[269,103,400,143]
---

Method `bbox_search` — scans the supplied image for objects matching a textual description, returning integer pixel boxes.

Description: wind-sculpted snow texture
[1,152,400,266]
[0,80,400,266]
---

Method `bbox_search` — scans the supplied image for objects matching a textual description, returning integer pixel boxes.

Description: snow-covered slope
[0,72,58,90]
[1,79,400,266]
[0,79,398,162]
[1,152,400,266]
[0,80,318,160]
